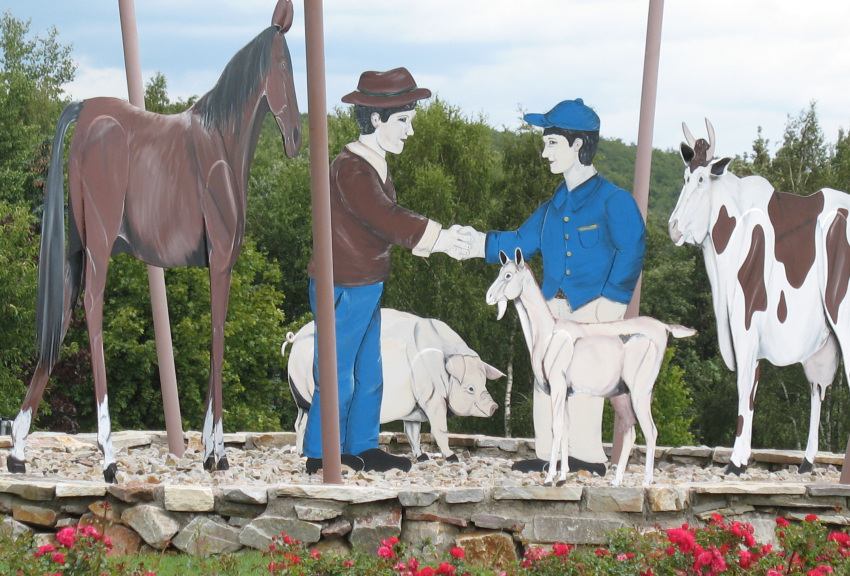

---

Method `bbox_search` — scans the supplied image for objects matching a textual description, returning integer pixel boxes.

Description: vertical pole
[614,0,664,466]
[117,0,185,457]
[625,0,663,320]
[303,0,342,484]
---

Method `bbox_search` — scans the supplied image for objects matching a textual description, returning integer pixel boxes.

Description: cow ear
[680,142,695,165]
[711,157,732,177]
[499,250,508,265]
[445,354,466,380]
[514,247,524,265]
[483,362,506,380]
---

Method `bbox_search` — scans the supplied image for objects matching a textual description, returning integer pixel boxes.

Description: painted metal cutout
[669,119,850,475]
[7,0,301,482]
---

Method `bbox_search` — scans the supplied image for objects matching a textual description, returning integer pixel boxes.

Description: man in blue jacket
[467,98,645,474]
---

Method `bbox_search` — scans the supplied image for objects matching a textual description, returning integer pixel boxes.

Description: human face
[541,133,581,175]
[374,109,416,155]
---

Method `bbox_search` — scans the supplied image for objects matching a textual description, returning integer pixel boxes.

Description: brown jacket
[308,145,430,286]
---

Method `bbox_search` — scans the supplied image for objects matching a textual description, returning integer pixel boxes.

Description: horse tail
[35,101,84,371]
[667,324,698,339]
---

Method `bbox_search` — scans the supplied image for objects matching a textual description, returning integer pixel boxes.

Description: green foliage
[0,201,38,417]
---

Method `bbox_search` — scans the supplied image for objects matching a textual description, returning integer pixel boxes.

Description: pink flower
[377,545,394,559]
[34,543,56,558]
[309,549,321,559]
[343,559,355,567]
[450,546,465,559]
[51,552,66,565]
[829,532,850,547]
[419,568,435,576]
[56,527,76,547]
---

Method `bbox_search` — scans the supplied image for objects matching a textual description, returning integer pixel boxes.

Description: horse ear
[272,0,294,32]
[499,250,508,265]
[514,248,524,265]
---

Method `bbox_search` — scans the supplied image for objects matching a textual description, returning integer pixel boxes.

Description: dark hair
[353,103,417,135]
[543,127,599,166]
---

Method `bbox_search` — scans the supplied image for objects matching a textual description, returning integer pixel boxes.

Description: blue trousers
[304,279,383,458]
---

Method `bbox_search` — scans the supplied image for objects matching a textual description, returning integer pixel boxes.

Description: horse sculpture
[669,119,850,474]
[7,0,301,482]
[486,249,695,486]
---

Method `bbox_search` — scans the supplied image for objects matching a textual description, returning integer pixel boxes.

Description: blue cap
[524,99,600,132]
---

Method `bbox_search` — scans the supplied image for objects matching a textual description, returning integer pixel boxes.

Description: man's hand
[432,224,474,260]
[458,225,486,259]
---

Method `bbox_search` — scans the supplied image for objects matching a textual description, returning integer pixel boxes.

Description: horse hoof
[103,463,118,484]
[543,481,553,487]
[417,453,430,462]
[726,462,748,476]
[446,453,459,463]
[6,456,26,474]
[203,455,216,471]
[798,458,814,474]
[216,455,230,471]
[555,480,567,487]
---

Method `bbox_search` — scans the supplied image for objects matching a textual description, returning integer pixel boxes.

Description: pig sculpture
[282,309,503,461]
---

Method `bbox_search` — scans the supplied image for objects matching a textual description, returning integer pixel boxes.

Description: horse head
[669,119,733,246]
[486,248,527,320]
[266,0,301,158]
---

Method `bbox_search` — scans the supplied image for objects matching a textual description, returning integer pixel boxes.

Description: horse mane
[193,25,278,132]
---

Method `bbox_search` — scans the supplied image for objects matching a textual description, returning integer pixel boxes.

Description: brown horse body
[8,0,301,482]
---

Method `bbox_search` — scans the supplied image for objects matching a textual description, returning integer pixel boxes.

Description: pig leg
[422,396,456,460]
[403,420,427,461]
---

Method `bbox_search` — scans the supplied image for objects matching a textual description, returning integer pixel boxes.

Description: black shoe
[568,457,606,476]
[357,448,412,472]
[305,454,365,474]
[511,458,548,473]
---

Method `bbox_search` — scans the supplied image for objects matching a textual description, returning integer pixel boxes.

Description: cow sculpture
[668,119,850,474]
[282,309,502,461]
[486,249,696,486]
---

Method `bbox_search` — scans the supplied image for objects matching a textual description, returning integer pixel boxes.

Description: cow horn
[705,118,716,161]
[682,122,696,148]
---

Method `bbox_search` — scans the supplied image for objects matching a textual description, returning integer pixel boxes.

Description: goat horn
[682,122,696,148]
[705,118,716,161]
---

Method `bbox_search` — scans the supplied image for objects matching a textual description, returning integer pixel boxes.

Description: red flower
[419,568,435,576]
[595,548,611,557]
[56,527,76,548]
[309,549,321,559]
[377,545,394,559]
[34,544,56,558]
[738,550,757,569]
[806,514,820,522]
[343,558,355,567]
[667,527,697,554]
[436,562,456,575]
[450,546,465,559]
[828,532,850,547]
[776,517,791,527]
[552,543,571,557]
[51,552,66,565]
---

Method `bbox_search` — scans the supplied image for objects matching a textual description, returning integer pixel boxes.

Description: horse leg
[800,335,839,473]
[546,378,567,486]
[203,266,233,471]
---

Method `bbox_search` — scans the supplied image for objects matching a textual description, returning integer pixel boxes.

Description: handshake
[432,224,486,261]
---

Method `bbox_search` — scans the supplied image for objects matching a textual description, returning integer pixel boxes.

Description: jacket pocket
[578,224,599,248]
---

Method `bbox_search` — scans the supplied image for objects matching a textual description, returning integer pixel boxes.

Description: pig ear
[483,362,505,380]
[445,354,466,380]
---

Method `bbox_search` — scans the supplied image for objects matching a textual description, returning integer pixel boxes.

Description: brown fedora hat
[341,67,431,107]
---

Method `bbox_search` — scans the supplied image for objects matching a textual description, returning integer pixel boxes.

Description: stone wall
[1,431,849,560]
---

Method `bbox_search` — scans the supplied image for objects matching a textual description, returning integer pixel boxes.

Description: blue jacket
[485,174,645,309]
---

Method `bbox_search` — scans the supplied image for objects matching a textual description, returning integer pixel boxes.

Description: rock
[79,514,142,557]
[172,516,242,556]
[222,485,268,505]
[455,531,518,568]
[240,516,321,550]
[401,521,460,556]
[444,487,486,504]
[121,504,181,549]
[523,516,627,545]
[0,516,33,538]
[55,482,108,498]
[108,483,158,503]
[647,486,689,512]
[470,513,525,532]
[349,506,402,550]
[584,486,644,513]
[164,486,215,512]
[398,489,440,507]
[294,502,344,522]
[12,503,58,527]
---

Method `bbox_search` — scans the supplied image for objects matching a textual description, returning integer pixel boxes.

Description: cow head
[669,119,733,246]
[444,354,502,417]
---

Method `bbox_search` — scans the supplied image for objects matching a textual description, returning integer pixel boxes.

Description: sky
[6,0,850,160]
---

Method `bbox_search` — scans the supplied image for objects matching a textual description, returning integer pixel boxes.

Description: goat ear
[514,248,524,265]
[499,250,508,265]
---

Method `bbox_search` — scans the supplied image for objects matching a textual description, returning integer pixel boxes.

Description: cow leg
[800,335,839,472]
[294,406,307,456]
[729,354,759,474]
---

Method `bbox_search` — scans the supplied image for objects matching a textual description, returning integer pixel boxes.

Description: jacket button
[564,234,570,239]
[563,217,570,222]
[567,252,572,257]
[565,270,571,275]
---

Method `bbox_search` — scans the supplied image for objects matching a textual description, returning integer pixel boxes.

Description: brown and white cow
[668,119,850,474]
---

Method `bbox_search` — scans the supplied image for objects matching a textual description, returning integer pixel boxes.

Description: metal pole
[303,0,342,484]
[117,0,185,457]
[614,0,664,467]
[625,0,663,320]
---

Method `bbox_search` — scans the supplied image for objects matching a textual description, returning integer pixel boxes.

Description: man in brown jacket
[304,68,471,473]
